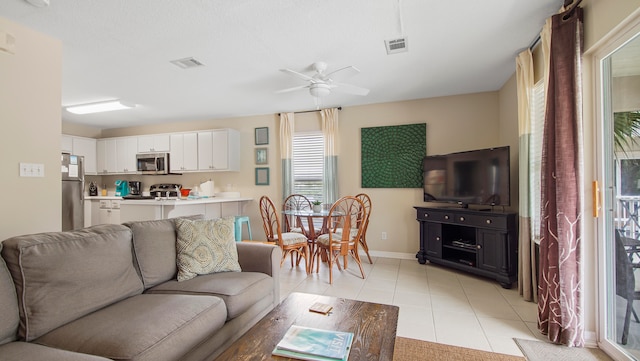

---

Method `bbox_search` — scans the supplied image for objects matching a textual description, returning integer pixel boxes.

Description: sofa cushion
[0,342,111,361]
[124,215,204,288]
[35,294,227,361]
[0,243,20,345]
[1,224,144,341]
[175,217,241,282]
[146,271,273,320]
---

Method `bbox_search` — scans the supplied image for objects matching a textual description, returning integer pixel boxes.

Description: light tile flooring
[279,254,544,357]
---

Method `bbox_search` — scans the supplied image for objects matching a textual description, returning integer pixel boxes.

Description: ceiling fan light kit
[277,61,370,100]
[309,83,331,98]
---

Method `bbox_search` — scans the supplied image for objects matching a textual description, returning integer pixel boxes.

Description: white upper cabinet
[97,137,137,174]
[61,135,73,153]
[61,135,97,174]
[116,137,138,173]
[197,129,240,171]
[170,133,198,173]
[73,137,97,174]
[96,139,115,174]
[137,134,170,153]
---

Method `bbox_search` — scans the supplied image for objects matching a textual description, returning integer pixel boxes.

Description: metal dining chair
[259,196,310,273]
[313,196,366,284]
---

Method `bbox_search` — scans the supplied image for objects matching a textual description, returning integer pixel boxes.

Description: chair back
[615,229,636,300]
[355,193,371,234]
[327,196,366,255]
[259,196,283,247]
[282,194,312,232]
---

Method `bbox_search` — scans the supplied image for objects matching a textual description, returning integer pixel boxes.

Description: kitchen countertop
[85,196,252,205]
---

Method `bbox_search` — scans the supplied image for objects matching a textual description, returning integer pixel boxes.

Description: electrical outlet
[381,232,388,240]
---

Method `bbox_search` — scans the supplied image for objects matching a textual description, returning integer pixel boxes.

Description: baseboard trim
[366,250,416,260]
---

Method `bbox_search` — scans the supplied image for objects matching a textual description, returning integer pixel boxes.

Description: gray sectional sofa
[0,216,281,361]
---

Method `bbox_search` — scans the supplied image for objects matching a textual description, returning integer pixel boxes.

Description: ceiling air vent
[170,57,205,69]
[384,37,408,55]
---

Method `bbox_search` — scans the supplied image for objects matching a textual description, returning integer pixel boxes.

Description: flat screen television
[423,146,510,207]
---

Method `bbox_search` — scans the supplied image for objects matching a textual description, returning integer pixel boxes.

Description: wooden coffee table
[215,292,399,360]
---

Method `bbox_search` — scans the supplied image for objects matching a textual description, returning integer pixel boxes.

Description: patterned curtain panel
[516,49,537,303]
[538,6,584,347]
[321,108,339,204]
[280,112,295,200]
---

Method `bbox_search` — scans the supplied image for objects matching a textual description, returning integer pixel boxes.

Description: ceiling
[1,0,563,129]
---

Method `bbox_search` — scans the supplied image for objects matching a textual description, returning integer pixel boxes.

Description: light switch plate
[19,163,45,177]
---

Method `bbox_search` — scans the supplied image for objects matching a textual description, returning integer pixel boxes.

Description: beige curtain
[320,108,339,203]
[516,49,537,302]
[280,112,295,199]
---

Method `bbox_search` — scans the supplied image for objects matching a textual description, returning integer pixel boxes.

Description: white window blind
[293,132,324,202]
[530,79,545,242]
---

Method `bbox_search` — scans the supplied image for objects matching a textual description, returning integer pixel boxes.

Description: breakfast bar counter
[119,197,253,223]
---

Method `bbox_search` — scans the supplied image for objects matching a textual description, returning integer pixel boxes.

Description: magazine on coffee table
[272,325,354,361]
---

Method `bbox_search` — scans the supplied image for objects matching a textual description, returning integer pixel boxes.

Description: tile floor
[278,254,544,357]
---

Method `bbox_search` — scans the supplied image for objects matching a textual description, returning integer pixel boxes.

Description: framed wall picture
[255,147,268,165]
[255,127,269,145]
[255,167,270,186]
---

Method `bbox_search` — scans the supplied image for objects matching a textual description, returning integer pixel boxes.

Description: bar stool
[234,216,252,242]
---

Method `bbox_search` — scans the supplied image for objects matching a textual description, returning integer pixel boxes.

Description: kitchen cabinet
[98,199,121,225]
[170,133,198,172]
[414,207,517,288]
[197,129,240,171]
[97,137,137,174]
[116,137,138,173]
[137,134,170,153]
[61,135,97,174]
[61,135,73,153]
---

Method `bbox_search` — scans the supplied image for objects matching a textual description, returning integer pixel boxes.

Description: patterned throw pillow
[175,216,241,282]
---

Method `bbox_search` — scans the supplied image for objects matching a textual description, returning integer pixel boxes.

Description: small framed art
[255,167,270,185]
[255,147,268,165]
[255,127,269,145]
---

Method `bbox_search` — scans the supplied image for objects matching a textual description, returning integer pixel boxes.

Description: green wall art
[361,123,426,188]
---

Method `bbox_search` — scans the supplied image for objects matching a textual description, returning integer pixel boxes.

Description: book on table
[272,325,354,361]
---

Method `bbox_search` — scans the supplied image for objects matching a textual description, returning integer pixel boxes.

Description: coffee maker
[129,181,142,196]
[114,180,129,196]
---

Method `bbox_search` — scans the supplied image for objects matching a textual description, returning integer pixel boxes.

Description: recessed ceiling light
[66,100,135,115]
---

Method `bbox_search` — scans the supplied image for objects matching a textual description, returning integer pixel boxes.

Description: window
[530,79,545,242]
[293,131,324,202]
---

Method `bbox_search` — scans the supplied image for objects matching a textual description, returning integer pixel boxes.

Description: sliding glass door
[597,20,640,360]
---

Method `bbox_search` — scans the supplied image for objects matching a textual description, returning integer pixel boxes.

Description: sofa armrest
[236,243,281,278]
[236,243,281,306]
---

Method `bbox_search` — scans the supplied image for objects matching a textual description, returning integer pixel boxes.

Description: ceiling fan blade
[280,68,319,83]
[332,82,370,96]
[325,65,360,81]
[275,84,309,94]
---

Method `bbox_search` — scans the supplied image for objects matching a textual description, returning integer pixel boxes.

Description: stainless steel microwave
[136,152,171,174]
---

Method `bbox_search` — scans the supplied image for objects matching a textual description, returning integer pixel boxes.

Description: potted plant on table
[312,200,323,213]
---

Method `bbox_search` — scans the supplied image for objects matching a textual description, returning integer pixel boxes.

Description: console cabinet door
[424,222,442,258]
[476,229,506,273]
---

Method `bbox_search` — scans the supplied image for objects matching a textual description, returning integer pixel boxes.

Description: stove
[149,183,182,198]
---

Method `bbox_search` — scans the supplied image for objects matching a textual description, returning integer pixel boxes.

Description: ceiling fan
[276,61,370,98]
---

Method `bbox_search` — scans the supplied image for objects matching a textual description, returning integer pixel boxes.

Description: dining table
[281,209,338,256]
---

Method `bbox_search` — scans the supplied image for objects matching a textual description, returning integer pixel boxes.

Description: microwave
[136,152,172,174]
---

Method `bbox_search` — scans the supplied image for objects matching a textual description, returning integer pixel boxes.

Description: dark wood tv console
[414,206,518,288]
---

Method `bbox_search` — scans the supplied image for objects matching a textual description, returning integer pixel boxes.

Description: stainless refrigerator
[62,153,84,231]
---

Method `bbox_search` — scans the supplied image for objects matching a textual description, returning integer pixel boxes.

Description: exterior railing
[616,196,640,238]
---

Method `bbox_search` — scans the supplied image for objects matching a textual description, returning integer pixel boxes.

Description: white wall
[0,17,62,241]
